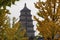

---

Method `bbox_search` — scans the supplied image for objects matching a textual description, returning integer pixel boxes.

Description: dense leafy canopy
[4,17,27,40]
[0,0,19,39]
[0,0,19,8]
[34,0,60,40]
[0,0,28,40]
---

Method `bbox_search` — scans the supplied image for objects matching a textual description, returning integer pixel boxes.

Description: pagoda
[20,3,35,37]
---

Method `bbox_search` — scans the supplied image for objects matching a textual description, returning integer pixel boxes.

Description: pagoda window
[21,21,26,24]
[21,12,26,15]
[20,16,26,19]
[27,17,31,19]
[27,22,33,25]
[27,27,33,30]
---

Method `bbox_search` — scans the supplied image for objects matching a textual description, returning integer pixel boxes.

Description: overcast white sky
[6,0,45,36]
[7,0,38,18]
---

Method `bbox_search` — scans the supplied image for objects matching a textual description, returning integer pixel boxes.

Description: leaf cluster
[34,0,60,40]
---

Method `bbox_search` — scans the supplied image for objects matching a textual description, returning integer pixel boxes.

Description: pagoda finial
[25,3,26,7]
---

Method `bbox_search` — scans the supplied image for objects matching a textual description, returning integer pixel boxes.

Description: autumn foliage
[0,0,28,40]
[34,0,60,40]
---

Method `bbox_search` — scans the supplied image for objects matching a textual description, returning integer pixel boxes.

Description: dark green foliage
[0,0,19,8]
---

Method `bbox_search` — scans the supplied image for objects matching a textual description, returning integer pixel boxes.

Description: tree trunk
[47,37,51,40]
[52,36,54,40]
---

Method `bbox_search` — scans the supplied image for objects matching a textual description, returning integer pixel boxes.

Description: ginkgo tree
[34,0,60,40]
[0,0,28,40]
[0,9,10,40]
[0,0,19,40]
[0,0,19,27]
[4,17,27,40]
[4,17,20,40]
[0,0,19,9]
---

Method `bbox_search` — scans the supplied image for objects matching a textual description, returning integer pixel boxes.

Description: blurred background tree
[0,0,19,9]
[0,0,29,40]
[4,17,19,40]
[0,9,10,40]
[34,0,60,40]
[0,0,19,40]
[4,17,27,40]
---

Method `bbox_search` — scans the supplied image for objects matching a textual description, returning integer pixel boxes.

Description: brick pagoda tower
[20,3,35,37]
